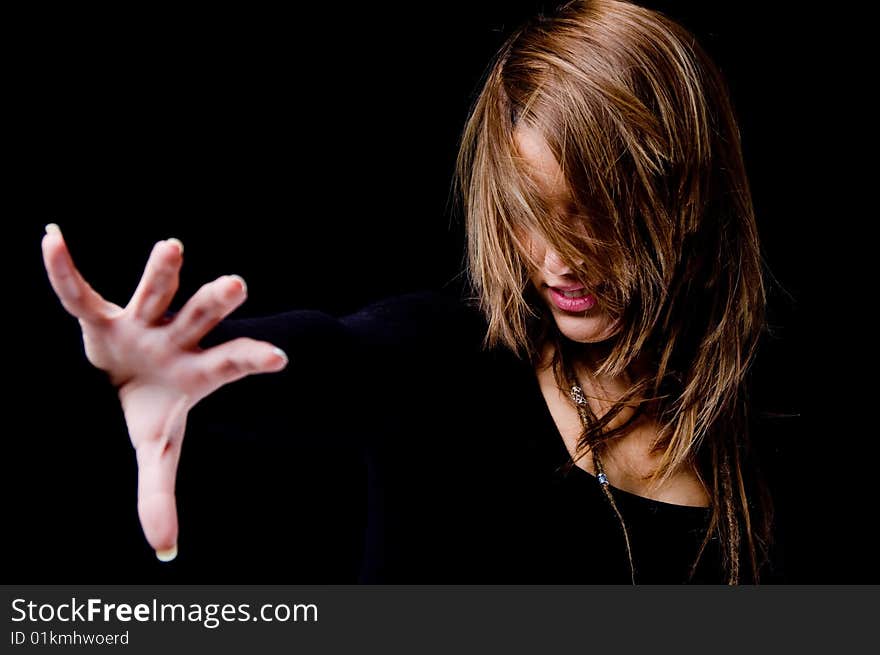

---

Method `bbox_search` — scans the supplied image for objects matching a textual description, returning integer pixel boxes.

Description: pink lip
[549,283,586,292]
[548,286,597,312]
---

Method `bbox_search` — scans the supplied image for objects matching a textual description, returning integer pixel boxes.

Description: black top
[187,287,778,584]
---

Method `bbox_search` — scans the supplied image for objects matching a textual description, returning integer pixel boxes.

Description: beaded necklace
[568,379,638,585]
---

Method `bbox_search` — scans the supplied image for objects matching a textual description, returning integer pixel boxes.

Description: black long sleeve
[173,287,782,584]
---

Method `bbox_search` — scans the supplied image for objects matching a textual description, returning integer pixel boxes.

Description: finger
[41,224,118,322]
[126,239,184,324]
[190,337,289,399]
[168,275,249,349]
[134,404,187,561]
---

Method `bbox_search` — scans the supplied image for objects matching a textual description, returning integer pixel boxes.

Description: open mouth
[548,285,596,312]
[552,286,590,298]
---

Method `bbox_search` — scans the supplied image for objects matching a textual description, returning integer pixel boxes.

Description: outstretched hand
[41,224,289,561]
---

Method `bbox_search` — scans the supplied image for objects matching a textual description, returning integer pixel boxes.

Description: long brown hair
[455,0,773,584]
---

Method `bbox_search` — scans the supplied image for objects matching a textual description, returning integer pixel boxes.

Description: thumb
[138,446,179,562]
[134,415,186,562]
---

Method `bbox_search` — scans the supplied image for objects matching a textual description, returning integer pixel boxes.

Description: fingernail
[155,544,178,562]
[229,275,247,295]
[272,347,289,365]
[166,238,184,255]
[45,223,61,236]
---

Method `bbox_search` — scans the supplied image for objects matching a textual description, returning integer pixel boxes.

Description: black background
[6,2,871,583]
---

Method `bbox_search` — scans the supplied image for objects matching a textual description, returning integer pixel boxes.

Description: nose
[544,246,583,275]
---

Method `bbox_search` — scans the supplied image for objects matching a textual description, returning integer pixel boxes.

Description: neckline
[563,462,711,513]
[524,358,711,514]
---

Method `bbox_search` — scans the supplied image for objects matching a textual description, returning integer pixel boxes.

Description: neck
[537,338,665,470]
[538,339,653,424]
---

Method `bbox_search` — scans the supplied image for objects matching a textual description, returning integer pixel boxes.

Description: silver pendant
[569,384,588,406]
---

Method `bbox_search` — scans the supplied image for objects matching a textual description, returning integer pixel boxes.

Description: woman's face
[514,126,620,344]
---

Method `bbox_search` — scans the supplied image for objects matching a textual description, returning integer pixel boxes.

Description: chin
[552,311,619,344]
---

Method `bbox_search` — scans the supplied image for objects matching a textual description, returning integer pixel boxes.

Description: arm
[42,223,480,572]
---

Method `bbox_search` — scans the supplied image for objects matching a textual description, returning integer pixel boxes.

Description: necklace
[568,380,638,585]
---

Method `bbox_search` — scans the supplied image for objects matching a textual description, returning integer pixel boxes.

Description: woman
[41,0,780,584]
